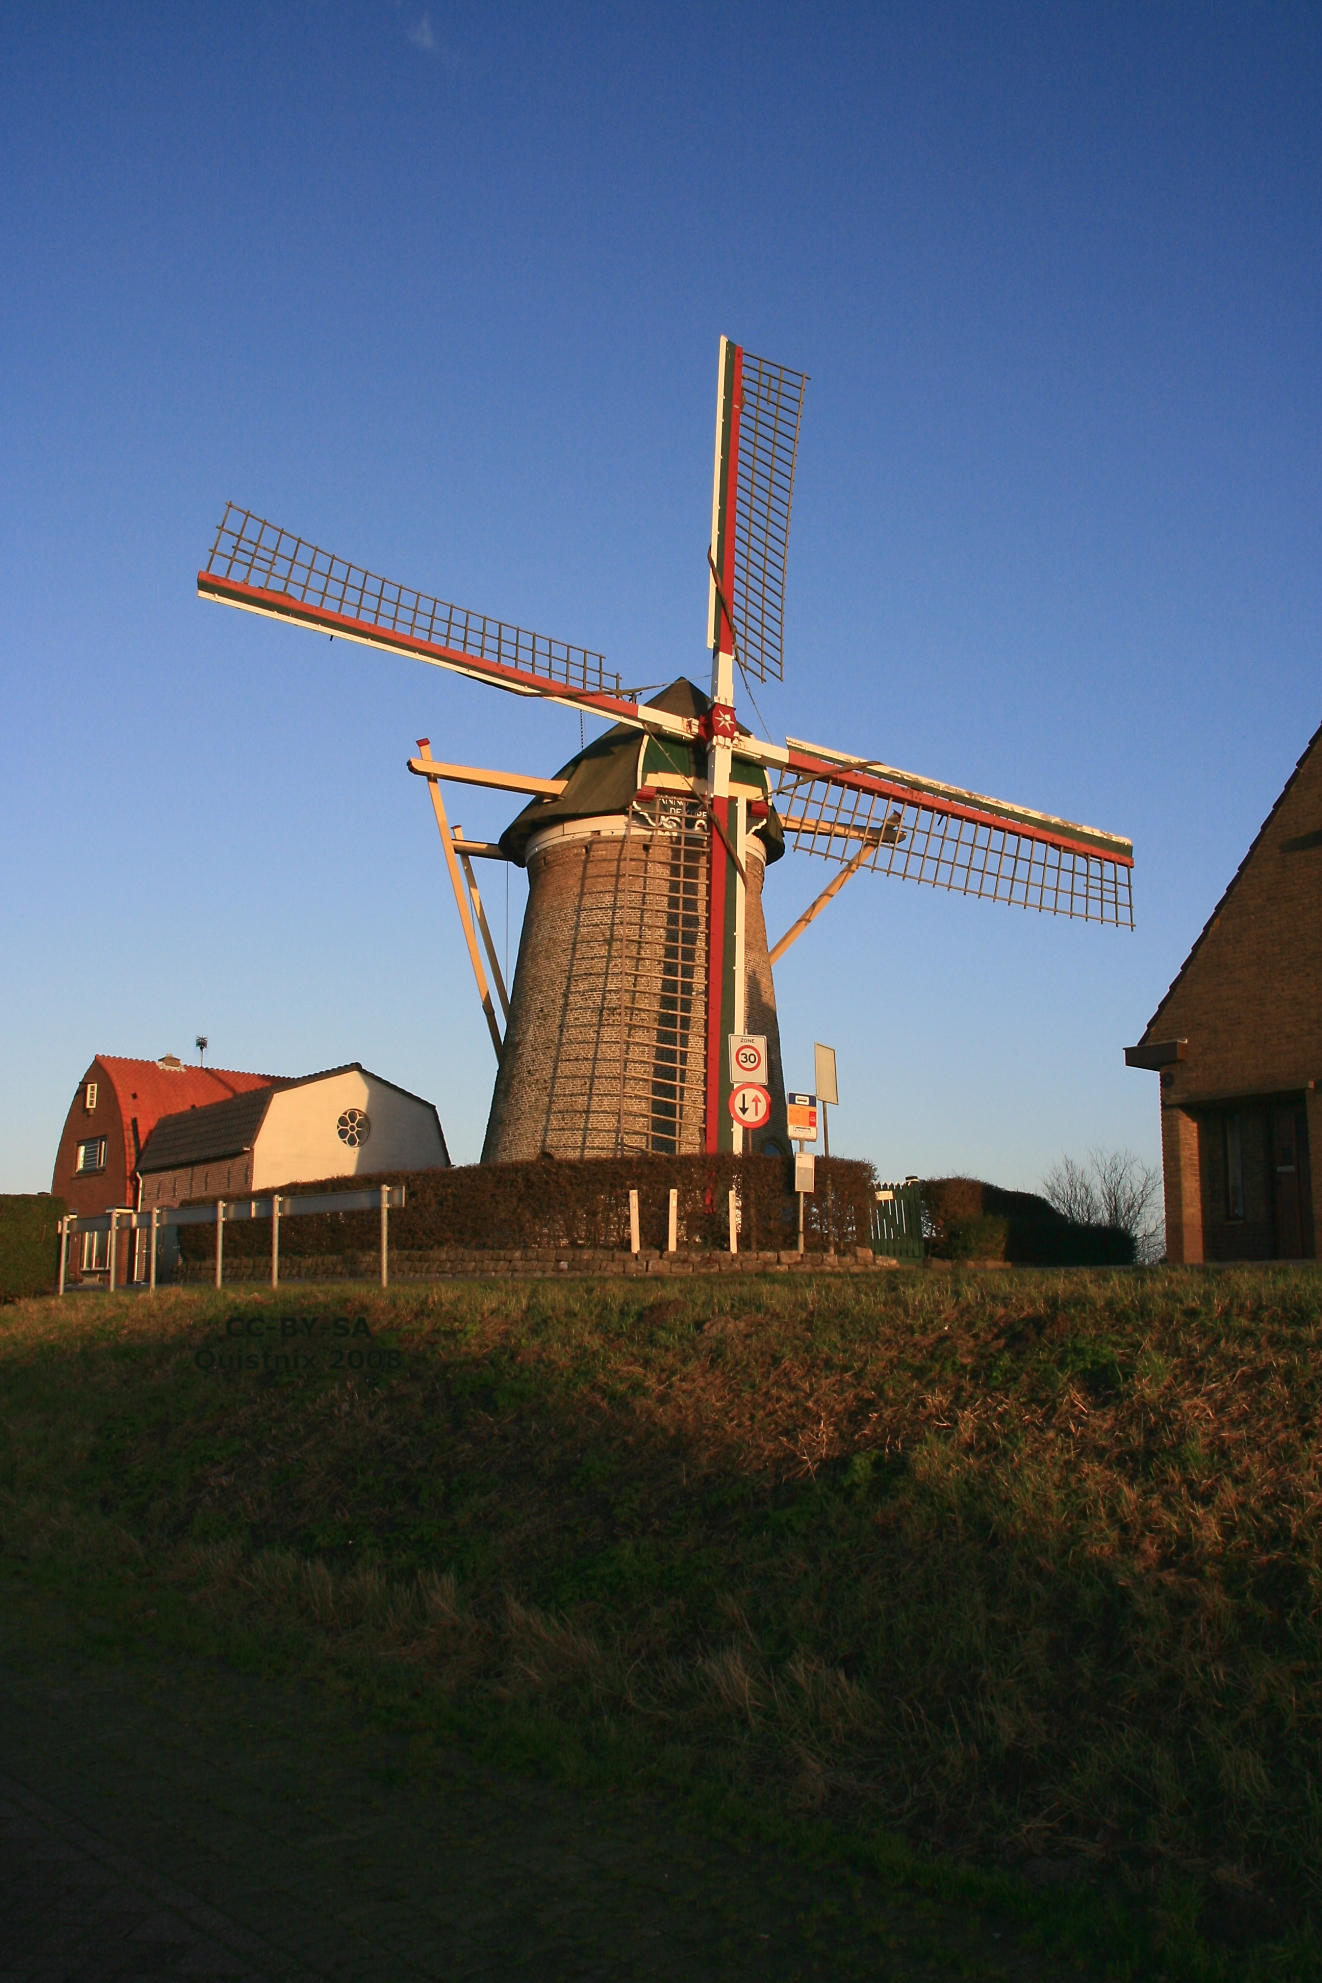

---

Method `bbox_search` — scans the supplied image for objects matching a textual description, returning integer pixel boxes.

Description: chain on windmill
[197,339,1134,1163]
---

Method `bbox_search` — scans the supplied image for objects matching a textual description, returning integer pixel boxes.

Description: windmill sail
[776,741,1134,927]
[199,504,622,701]
[729,351,808,683]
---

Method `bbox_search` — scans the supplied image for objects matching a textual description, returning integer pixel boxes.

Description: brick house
[1126,722,1322,1262]
[52,1055,283,1280]
[53,1055,449,1284]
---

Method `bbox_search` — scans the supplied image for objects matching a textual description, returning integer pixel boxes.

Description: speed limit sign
[728,1034,768,1083]
[728,1082,772,1129]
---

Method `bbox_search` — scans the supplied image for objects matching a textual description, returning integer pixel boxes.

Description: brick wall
[1141,727,1322,1260]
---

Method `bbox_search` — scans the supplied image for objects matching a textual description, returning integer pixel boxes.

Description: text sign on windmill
[197,338,1134,1171]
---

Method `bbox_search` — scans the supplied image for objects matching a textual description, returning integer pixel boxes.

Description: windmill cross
[197,340,1133,1162]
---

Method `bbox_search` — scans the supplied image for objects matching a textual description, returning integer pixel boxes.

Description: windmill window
[337,1109,371,1148]
[84,1082,98,1111]
[1225,1113,1244,1221]
[75,1138,107,1174]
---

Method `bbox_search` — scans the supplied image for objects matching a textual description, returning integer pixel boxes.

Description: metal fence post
[149,1207,159,1291]
[629,1189,640,1255]
[728,1189,738,1254]
[215,1200,225,1289]
[667,1188,678,1255]
[108,1211,118,1292]
[271,1196,280,1289]
[380,1184,389,1289]
[58,1217,69,1296]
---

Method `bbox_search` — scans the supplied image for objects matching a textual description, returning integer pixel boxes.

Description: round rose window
[337,1108,371,1148]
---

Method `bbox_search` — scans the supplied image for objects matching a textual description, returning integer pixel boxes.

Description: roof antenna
[196,1035,208,1065]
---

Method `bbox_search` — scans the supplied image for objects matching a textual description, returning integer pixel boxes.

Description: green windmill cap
[497,678,785,868]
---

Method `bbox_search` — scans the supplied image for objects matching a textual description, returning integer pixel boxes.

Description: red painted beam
[783,747,1134,867]
[196,572,662,731]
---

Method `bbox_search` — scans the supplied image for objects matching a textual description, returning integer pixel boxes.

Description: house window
[81,1229,109,1272]
[337,1109,371,1148]
[1225,1113,1244,1220]
[75,1138,107,1174]
[85,1082,98,1111]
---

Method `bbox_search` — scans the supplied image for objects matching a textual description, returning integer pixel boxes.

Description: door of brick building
[1270,1104,1314,1258]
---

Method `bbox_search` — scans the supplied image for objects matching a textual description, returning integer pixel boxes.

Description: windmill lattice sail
[729,352,808,684]
[201,504,621,699]
[775,748,1134,928]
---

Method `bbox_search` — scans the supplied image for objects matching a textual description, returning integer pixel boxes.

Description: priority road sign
[728,1082,772,1129]
[728,1034,768,1083]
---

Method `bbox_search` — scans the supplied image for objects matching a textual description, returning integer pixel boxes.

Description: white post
[215,1199,225,1289]
[797,1190,805,1257]
[149,1207,159,1292]
[667,1188,678,1255]
[380,1184,389,1289]
[108,1210,118,1292]
[728,1188,738,1255]
[629,1189,640,1255]
[58,1216,68,1296]
[271,1195,280,1289]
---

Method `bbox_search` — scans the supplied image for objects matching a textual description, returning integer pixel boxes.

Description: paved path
[0,1585,1075,1982]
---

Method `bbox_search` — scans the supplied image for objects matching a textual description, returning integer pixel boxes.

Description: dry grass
[4,1266,1322,1967]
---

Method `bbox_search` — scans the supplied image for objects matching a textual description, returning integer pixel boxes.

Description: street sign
[814,1042,838,1107]
[786,1093,818,1141]
[728,1082,772,1129]
[795,1153,816,1194]
[728,1033,768,1083]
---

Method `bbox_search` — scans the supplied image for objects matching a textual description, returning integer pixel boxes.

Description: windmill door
[1270,1105,1314,1259]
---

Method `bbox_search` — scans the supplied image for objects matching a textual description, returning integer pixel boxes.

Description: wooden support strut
[415,739,504,1059]
[770,835,878,965]
[454,831,510,1022]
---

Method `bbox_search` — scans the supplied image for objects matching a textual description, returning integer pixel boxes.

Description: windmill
[197,338,1133,1163]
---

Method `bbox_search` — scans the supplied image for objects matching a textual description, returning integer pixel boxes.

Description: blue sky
[2,1,1318,1191]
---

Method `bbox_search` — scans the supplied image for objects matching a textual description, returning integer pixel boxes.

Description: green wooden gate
[871,1178,925,1261]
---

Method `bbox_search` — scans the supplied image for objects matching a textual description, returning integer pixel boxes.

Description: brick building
[52,1056,283,1278]
[53,1054,448,1284]
[1126,722,1322,1262]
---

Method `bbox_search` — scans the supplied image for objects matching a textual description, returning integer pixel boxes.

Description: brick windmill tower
[197,339,1134,1162]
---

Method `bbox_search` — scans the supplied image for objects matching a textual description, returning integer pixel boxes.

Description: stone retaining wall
[175,1245,904,1284]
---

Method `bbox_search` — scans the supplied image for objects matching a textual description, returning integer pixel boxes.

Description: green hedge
[0,1195,68,1301]
[178,1155,877,1262]
[922,1176,1135,1267]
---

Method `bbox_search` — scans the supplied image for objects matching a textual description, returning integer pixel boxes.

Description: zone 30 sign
[728,1034,768,1083]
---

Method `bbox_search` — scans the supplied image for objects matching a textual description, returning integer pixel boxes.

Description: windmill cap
[496,676,782,867]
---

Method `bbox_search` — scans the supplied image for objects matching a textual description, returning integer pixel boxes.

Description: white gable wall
[251,1069,445,1190]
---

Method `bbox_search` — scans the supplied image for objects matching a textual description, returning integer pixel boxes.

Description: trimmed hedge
[0,1194,68,1302]
[178,1155,877,1262]
[922,1175,1135,1266]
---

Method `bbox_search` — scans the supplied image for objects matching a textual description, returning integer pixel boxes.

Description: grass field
[3,1267,1322,1978]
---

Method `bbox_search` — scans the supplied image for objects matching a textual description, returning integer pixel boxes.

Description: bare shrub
[1043,1147,1164,1263]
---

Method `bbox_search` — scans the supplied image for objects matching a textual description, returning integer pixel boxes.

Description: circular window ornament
[337,1108,371,1148]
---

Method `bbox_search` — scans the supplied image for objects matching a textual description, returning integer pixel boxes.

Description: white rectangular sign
[794,1153,816,1194]
[728,1034,768,1083]
[814,1042,838,1106]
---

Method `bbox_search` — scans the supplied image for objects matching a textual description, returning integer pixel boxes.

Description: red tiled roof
[93,1056,287,1186]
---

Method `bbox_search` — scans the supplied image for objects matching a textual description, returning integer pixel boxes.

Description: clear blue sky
[3,2,1318,1192]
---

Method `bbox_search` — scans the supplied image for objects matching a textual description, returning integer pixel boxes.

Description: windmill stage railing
[202,505,621,698]
[774,750,1134,928]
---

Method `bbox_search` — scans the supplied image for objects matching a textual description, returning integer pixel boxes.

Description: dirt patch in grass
[4,1267,1322,1977]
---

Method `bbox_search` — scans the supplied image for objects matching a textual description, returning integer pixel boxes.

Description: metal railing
[59,1184,407,1294]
